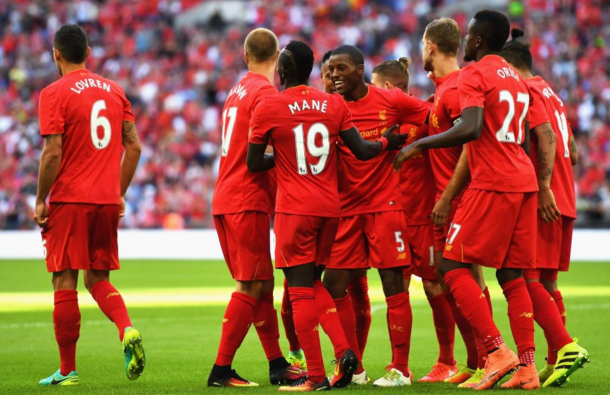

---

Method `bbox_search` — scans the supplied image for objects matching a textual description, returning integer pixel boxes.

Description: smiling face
[463,18,479,62]
[328,53,363,97]
[320,60,336,94]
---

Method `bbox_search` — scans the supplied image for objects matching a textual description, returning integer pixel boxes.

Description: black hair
[54,24,88,64]
[473,10,510,52]
[281,40,314,84]
[320,50,333,68]
[500,28,533,71]
[331,45,365,66]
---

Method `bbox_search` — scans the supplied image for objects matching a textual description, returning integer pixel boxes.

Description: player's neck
[519,69,534,80]
[285,80,309,90]
[432,56,460,78]
[344,81,368,102]
[60,63,87,76]
[249,62,276,85]
[476,50,498,62]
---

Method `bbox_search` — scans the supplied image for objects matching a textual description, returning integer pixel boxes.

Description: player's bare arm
[432,146,470,227]
[569,135,578,165]
[120,120,142,218]
[533,122,560,223]
[340,124,406,161]
[247,142,275,172]
[34,134,63,228]
[393,106,483,171]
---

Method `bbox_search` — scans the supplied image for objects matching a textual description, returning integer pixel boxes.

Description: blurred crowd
[1,0,609,229]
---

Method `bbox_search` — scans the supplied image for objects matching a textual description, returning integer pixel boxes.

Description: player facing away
[394,10,539,390]
[500,28,589,388]
[247,40,407,392]
[371,58,460,383]
[34,24,145,386]
[208,28,306,388]
[420,18,494,387]
[327,45,432,387]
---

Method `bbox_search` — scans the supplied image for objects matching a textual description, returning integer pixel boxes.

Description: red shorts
[535,214,574,271]
[327,211,411,270]
[214,211,273,281]
[443,189,536,270]
[274,214,338,268]
[41,203,120,273]
[433,197,461,251]
[403,223,437,281]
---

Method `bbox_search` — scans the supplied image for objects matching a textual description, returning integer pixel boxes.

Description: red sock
[347,275,371,357]
[386,292,412,375]
[483,286,493,317]
[445,291,480,369]
[290,287,325,381]
[215,292,256,366]
[527,282,572,351]
[501,278,535,360]
[313,280,349,359]
[281,279,301,352]
[334,295,363,373]
[253,291,283,362]
[90,281,132,341]
[547,290,566,364]
[428,293,456,365]
[54,290,80,376]
[444,269,502,352]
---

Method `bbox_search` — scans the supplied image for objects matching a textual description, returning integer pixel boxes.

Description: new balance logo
[222,318,228,323]
[326,308,337,313]
[107,292,120,298]
[519,312,533,318]
[254,321,265,328]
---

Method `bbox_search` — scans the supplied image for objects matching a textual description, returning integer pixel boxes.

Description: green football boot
[123,326,146,380]
[286,349,307,371]
[39,369,79,386]
[543,341,589,387]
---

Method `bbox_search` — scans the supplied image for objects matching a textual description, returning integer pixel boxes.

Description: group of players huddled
[33,8,589,393]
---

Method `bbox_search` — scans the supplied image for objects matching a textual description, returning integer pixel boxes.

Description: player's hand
[427,93,435,103]
[34,200,49,228]
[393,143,422,172]
[432,196,451,227]
[538,189,560,223]
[119,197,126,219]
[382,124,408,150]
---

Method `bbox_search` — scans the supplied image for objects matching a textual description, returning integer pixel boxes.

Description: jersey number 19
[292,123,330,175]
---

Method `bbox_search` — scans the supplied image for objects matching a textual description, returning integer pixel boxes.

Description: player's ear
[53,47,61,62]
[384,81,393,90]
[244,51,250,66]
[357,64,364,76]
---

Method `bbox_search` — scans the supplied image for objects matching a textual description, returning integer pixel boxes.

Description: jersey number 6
[91,100,111,149]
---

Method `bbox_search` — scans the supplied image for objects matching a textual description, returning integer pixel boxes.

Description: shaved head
[244,28,279,64]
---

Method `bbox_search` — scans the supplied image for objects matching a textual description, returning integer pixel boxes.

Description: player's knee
[323,273,348,299]
[423,280,443,298]
[235,280,264,298]
[378,268,404,296]
[495,268,522,285]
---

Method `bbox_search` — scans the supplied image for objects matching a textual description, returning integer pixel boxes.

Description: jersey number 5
[91,100,111,149]
[496,91,529,144]
[293,123,330,175]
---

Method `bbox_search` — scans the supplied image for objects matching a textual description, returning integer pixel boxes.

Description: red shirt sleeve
[458,66,486,111]
[527,87,549,129]
[249,97,272,144]
[39,86,66,135]
[394,90,432,126]
[444,85,462,121]
[338,97,355,132]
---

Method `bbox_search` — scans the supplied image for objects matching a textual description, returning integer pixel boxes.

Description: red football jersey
[249,85,353,217]
[428,70,467,197]
[338,85,431,216]
[527,77,576,218]
[39,69,134,205]
[399,124,436,225]
[212,72,278,216]
[458,56,537,192]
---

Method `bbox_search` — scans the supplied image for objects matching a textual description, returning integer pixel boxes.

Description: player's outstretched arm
[120,121,142,217]
[393,107,483,171]
[34,134,62,228]
[569,135,578,165]
[247,143,275,172]
[340,125,406,161]
[533,122,560,223]
[432,147,470,227]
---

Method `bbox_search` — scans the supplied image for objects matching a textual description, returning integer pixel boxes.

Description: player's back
[212,72,278,216]
[527,77,576,218]
[39,69,134,204]
[250,86,351,217]
[458,55,537,192]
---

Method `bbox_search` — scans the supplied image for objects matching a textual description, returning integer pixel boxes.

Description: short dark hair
[320,50,333,68]
[372,58,411,83]
[424,18,462,56]
[500,28,532,71]
[473,10,510,52]
[54,24,88,64]
[283,40,314,83]
[331,45,364,66]
[244,28,279,63]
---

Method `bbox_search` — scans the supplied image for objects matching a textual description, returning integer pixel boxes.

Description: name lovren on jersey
[70,78,112,95]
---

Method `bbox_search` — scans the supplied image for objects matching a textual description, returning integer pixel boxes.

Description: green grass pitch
[0,260,607,394]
